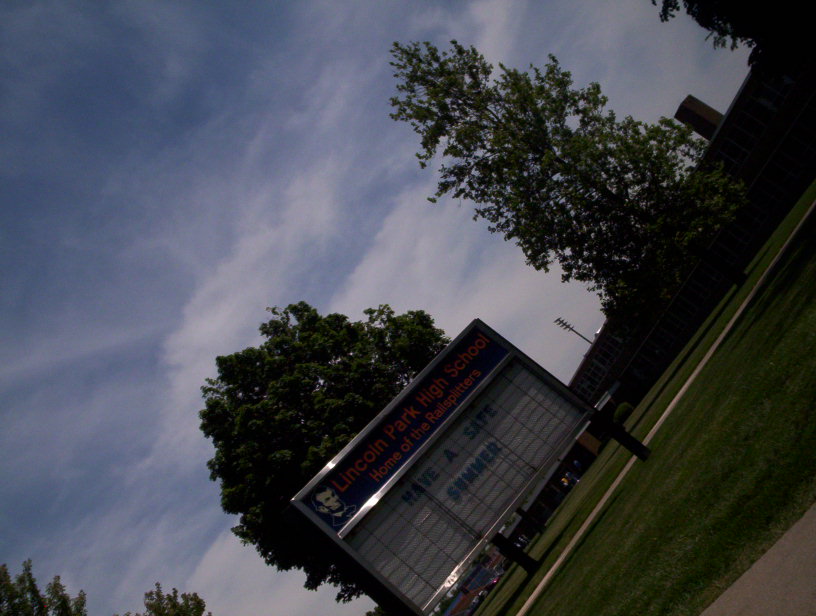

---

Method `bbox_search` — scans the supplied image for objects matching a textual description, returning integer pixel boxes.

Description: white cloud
[520,0,750,120]
[152,153,349,468]
[187,530,375,616]
[0,322,161,389]
[285,58,371,134]
[468,0,527,64]
[329,183,602,382]
[57,489,225,615]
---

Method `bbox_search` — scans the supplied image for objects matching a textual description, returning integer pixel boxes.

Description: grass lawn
[477,182,816,616]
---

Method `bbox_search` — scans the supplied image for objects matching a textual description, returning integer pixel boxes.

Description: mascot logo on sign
[312,485,356,527]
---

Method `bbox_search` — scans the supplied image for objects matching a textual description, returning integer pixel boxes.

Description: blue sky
[1,2,748,615]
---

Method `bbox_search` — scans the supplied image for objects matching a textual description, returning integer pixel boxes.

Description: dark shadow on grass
[486,565,540,616]
[726,208,816,342]
[632,197,816,437]
[556,492,621,565]
[487,494,623,616]
[628,286,739,435]
[534,524,570,568]
[483,526,570,616]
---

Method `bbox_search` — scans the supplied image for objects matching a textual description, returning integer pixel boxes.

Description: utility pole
[553,317,593,344]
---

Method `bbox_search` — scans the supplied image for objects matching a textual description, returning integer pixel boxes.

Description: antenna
[554,317,593,344]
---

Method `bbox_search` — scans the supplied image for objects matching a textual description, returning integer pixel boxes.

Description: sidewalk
[699,502,816,616]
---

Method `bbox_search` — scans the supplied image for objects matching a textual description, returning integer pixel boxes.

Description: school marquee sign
[292,319,591,614]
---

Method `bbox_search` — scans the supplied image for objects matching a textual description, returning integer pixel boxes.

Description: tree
[1,560,86,616]
[115,584,210,616]
[199,302,449,602]
[1,561,210,616]
[389,41,744,315]
[653,1,813,72]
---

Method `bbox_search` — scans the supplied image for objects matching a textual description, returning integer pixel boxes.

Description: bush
[614,402,635,425]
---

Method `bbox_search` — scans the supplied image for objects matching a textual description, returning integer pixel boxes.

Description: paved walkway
[700,502,816,616]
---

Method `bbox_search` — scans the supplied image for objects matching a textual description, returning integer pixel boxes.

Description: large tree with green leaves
[389,41,744,315]
[199,302,449,602]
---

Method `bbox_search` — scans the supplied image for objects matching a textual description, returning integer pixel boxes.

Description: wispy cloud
[0,2,751,615]
[186,530,375,616]
[328,182,602,382]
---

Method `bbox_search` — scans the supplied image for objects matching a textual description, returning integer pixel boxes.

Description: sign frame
[292,319,593,614]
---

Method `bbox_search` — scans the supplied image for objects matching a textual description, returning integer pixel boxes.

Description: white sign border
[291,319,593,614]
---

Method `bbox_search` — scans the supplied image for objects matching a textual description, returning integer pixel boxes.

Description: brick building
[569,60,816,408]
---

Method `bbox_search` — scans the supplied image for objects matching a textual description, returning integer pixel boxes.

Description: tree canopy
[115,584,210,616]
[1,561,86,616]
[653,0,813,72]
[199,302,449,602]
[1,562,208,616]
[389,41,744,315]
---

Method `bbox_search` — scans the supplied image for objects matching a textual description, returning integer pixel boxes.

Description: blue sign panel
[306,325,509,531]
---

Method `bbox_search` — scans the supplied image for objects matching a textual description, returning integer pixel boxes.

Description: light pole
[553,317,593,344]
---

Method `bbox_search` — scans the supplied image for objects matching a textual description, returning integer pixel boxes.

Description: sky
[0,2,750,615]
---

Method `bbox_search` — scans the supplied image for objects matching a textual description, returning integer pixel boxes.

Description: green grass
[476,182,816,616]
